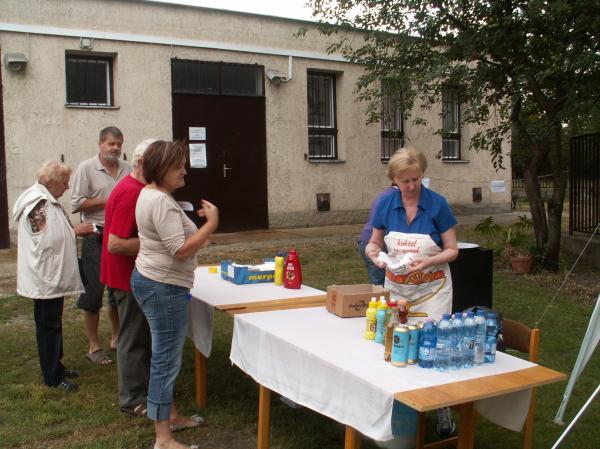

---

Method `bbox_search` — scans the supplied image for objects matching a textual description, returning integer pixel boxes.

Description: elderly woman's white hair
[36,160,72,187]
[132,138,158,167]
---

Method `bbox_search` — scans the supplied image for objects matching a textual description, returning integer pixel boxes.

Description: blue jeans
[358,240,386,285]
[131,269,189,421]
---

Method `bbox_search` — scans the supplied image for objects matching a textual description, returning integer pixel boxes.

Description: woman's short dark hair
[142,140,187,186]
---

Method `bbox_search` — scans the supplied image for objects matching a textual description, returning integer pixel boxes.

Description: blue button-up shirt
[371,186,457,248]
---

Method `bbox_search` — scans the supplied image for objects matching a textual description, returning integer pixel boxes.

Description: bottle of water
[462,312,476,368]
[418,318,437,368]
[485,313,498,363]
[450,313,464,370]
[433,314,452,372]
[474,310,486,366]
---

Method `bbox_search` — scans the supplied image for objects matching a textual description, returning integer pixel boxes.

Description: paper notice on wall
[490,181,506,193]
[189,127,206,141]
[422,177,430,188]
[189,143,207,168]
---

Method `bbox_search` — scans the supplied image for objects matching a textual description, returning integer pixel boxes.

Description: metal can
[391,326,409,367]
[407,325,420,365]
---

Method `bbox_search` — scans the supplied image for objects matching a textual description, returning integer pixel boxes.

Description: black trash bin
[449,243,493,313]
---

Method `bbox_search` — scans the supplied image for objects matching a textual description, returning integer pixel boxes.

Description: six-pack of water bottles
[364,297,499,370]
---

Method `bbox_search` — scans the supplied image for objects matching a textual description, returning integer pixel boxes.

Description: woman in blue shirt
[364,147,458,319]
[365,147,459,437]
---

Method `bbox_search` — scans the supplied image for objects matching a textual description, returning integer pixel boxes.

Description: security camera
[266,69,289,85]
[3,53,28,72]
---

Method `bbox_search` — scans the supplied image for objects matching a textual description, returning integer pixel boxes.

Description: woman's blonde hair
[36,160,72,186]
[387,147,427,180]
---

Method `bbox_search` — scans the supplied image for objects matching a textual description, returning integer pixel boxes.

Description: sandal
[85,349,112,365]
[169,414,204,432]
[121,403,148,418]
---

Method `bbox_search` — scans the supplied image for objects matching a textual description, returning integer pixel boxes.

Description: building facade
[0,0,511,243]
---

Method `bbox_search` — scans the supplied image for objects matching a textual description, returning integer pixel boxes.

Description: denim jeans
[130,268,189,421]
[358,240,386,285]
[33,297,65,386]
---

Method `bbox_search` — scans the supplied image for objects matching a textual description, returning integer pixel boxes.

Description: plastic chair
[415,318,540,449]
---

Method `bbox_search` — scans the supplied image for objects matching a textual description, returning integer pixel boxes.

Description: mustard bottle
[274,253,284,286]
[364,297,378,340]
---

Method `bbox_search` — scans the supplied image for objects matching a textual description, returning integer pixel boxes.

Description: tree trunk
[544,124,567,271]
[523,142,549,253]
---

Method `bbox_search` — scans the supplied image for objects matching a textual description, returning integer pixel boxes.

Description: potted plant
[474,215,535,273]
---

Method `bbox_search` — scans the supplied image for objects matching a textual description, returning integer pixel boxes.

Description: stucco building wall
[1,0,511,237]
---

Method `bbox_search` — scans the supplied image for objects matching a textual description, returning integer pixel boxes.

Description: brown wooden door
[172,94,268,232]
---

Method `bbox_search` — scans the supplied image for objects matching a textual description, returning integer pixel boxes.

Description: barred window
[442,86,461,160]
[381,83,404,162]
[65,54,114,106]
[171,59,264,97]
[307,71,337,160]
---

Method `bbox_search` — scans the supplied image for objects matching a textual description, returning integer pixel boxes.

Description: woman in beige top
[131,141,218,449]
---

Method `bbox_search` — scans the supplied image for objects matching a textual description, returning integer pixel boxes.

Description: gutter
[0,22,348,63]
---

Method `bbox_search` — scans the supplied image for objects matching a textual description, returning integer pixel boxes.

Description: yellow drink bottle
[274,254,284,286]
[364,297,378,340]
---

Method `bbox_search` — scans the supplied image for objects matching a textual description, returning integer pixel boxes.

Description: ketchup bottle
[283,249,302,289]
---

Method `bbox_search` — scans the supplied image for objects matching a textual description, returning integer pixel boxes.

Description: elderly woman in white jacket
[13,160,94,391]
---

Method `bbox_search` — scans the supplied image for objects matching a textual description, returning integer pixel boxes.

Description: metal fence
[569,133,600,235]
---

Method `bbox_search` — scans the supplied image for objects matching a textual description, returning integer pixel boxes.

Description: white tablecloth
[188,266,325,357]
[230,307,535,442]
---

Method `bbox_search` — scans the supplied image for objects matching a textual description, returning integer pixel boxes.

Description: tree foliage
[306,0,600,270]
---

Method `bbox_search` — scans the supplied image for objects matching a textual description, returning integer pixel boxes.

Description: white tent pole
[551,384,600,449]
[554,295,600,424]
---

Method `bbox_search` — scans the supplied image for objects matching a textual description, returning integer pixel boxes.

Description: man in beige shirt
[71,126,131,365]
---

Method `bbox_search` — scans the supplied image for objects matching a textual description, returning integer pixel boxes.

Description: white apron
[383,231,452,320]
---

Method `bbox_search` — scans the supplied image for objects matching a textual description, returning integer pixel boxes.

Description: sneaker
[63,369,79,378]
[436,407,456,436]
[53,380,78,392]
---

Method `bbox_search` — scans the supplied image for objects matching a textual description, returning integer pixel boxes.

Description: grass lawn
[0,236,598,449]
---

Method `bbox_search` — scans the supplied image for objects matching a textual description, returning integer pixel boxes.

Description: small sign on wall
[189,143,207,168]
[189,127,206,141]
[490,181,506,193]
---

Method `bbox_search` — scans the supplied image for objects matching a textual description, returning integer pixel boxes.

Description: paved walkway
[209,212,526,247]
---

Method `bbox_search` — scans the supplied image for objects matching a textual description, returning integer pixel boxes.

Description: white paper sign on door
[490,180,506,193]
[189,127,206,141]
[189,143,207,168]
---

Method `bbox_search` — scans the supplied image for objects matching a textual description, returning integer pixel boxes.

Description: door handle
[223,163,233,178]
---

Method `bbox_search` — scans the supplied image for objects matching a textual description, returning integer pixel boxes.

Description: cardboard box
[220,259,275,285]
[326,284,390,318]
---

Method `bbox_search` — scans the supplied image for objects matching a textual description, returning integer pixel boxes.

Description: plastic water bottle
[485,313,498,364]
[374,299,388,344]
[474,310,487,366]
[450,313,464,370]
[462,312,476,368]
[418,318,437,368]
[433,314,452,372]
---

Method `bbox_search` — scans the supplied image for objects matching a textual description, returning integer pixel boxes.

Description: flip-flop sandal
[85,349,112,365]
[169,414,204,432]
[121,403,148,418]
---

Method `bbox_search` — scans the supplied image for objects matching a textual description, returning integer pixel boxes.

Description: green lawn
[0,237,598,449]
